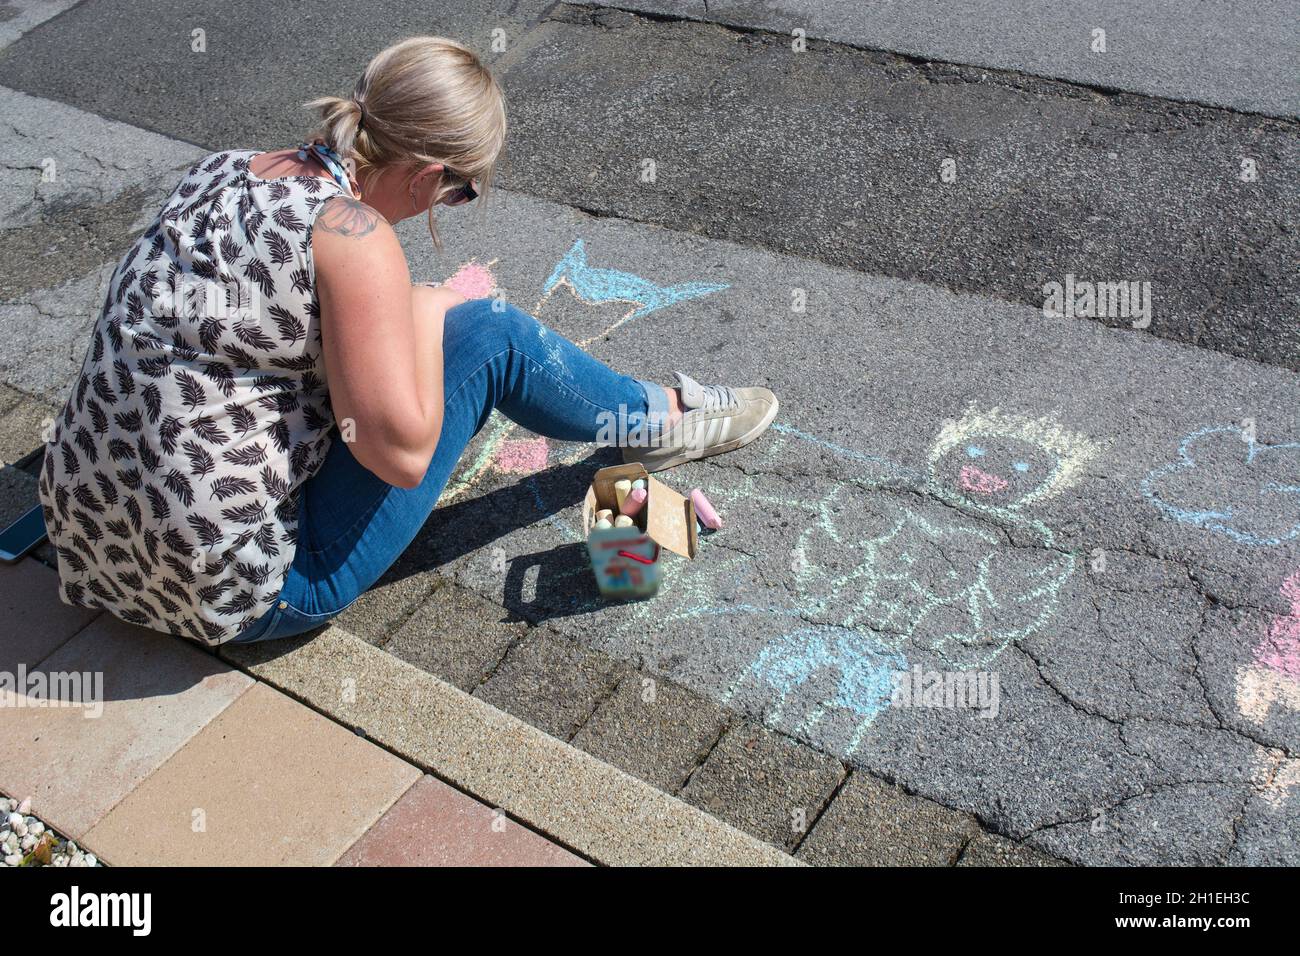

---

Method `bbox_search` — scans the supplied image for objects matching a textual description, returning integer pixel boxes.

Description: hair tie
[353,92,367,132]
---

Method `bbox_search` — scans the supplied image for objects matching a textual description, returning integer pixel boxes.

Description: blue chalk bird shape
[1143,425,1300,547]
[541,238,729,323]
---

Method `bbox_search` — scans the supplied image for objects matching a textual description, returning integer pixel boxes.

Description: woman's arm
[312,196,462,488]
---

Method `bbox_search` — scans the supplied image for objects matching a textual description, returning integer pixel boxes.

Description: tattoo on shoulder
[316,197,382,238]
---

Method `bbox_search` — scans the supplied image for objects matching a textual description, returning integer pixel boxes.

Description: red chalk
[690,487,722,530]
[620,486,647,517]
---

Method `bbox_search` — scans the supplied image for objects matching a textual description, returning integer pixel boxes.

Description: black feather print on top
[38,149,344,645]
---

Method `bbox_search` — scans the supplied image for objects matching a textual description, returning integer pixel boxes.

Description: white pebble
[3,854,20,866]
[53,856,68,867]
[5,813,20,829]
[20,834,36,851]
[70,852,85,867]
[84,854,97,867]
[29,822,43,837]
[4,798,14,812]
[65,841,77,855]
[12,821,26,838]
[15,798,30,815]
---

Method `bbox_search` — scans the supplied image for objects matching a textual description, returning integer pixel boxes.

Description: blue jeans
[229,298,667,643]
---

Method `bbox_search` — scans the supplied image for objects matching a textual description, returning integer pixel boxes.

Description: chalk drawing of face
[927,407,1099,515]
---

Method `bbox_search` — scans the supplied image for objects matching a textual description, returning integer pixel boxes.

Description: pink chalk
[690,487,722,530]
[494,437,549,474]
[442,260,497,299]
[620,486,647,517]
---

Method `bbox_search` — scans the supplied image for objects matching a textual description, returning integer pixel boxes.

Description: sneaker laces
[694,382,740,414]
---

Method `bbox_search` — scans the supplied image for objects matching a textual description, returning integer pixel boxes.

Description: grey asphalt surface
[0,0,1297,864]
[617,0,1300,118]
[5,4,1295,369]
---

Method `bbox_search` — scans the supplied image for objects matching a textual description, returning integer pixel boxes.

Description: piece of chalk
[620,486,647,517]
[594,518,613,530]
[595,509,614,523]
[614,478,632,508]
[690,487,722,530]
[614,514,633,528]
[632,478,646,491]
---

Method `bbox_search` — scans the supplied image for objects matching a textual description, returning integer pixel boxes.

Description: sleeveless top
[38,150,347,645]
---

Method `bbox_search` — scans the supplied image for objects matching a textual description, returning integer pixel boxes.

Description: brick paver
[83,682,420,866]
[0,559,97,672]
[337,774,588,867]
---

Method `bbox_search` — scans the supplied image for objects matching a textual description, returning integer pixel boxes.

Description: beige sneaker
[623,371,779,472]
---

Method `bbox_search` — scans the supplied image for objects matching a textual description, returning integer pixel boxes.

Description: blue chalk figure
[541,238,729,326]
[1143,424,1300,546]
[724,628,906,756]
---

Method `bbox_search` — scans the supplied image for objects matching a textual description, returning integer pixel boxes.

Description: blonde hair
[305,36,506,247]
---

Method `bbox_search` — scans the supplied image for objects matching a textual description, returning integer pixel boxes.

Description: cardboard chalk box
[582,463,697,599]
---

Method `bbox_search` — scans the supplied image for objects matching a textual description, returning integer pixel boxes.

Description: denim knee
[446,297,540,348]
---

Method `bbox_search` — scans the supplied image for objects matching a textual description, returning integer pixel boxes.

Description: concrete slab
[222,624,798,865]
[82,682,420,866]
[336,775,588,867]
[0,616,251,838]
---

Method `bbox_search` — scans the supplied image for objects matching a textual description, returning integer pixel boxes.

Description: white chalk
[614,478,632,509]
[595,508,614,524]
[614,514,634,528]
[594,518,613,530]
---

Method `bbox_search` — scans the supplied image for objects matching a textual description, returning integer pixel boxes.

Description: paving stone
[474,627,627,740]
[384,582,523,692]
[83,682,419,865]
[0,615,251,838]
[957,831,1068,867]
[572,671,731,792]
[228,623,797,865]
[679,721,846,851]
[332,569,443,646]
[0,558,97,673]
[0,395,56,466]
[797,772,982,866]
[336,774,588,867]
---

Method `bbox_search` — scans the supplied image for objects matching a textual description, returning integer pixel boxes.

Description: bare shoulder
[315,196,388,239]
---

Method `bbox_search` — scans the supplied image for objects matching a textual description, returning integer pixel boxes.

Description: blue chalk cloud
[1143,425,1300,546]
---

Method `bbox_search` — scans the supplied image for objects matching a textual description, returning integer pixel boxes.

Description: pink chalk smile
[959,464,1009,495]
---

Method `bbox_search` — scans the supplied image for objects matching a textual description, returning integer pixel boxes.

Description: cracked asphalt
[0,0,1296,864]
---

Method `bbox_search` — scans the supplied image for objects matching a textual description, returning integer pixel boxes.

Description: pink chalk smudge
[958,464,1009,495]
[1257,570,1300,680]
[494,437,549,474]
[443,261,497,299]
